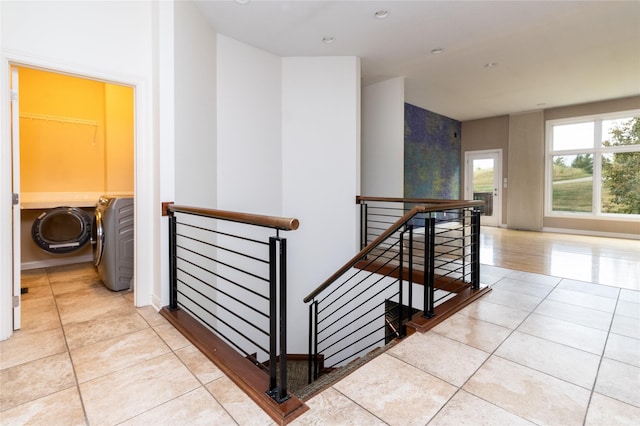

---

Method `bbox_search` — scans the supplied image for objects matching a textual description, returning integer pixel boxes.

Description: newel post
[471,208,481,290]
[267,236,290,404]
[423,216,435,318]
[168,210,178,311]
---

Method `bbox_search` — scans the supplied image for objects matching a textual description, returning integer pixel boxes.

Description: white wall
[361,77,405,197]
[1,1,151,75]
[216,35,282,215]
[0,0,158,339]
[173,1,217,208]
[1,2,364,351]
[214,41,362,354]
[157,1,175,309]
[282,57,361,353]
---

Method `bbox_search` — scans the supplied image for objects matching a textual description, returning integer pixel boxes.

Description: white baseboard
[542,227,640,240]
[21,254,94,271]
[151,294,163,311]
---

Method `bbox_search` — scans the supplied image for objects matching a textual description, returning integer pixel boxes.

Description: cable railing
[304,197,485,383]
[160,204,305,424]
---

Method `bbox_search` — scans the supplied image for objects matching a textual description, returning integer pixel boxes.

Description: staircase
[160,198,490,425]
[301,197,490,398]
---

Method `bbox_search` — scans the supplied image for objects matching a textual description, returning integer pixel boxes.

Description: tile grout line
[426,271,563,424]
[76,301,185,424]
[122,318,243,425]
[382,269,553,424]
[328,385,392,425]
[116,305,261,424]
[581,288,622,426]
[488,276,609,389]
[46,267,91,426]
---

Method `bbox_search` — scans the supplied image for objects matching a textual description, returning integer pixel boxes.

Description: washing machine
[92,196,134,291]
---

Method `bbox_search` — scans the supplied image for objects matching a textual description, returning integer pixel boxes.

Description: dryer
[31,206,93,254]
[92,196,134,291]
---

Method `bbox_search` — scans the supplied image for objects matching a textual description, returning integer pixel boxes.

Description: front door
[465,150,502,227]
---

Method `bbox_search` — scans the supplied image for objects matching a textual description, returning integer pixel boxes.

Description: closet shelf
[20,192,132,209]
[20,112,100,127]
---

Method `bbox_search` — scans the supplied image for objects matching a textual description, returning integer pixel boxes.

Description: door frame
[10,67,21,330]
[464,149,503,227]
[1,53,158,340]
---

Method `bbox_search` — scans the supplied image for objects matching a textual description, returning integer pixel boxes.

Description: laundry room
[18,67,134,272]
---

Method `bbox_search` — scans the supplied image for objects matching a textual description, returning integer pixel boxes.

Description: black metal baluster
[471,208,480,290]
[268,237,278,399]
[278,238,289,402]
[308,303,313,384]
[313,301,319,380]
[462,210,467,282]
[423,217,435,318]
[168,212,178,311]
[406,225,414,331]
[399,229,405,337]
[361,201,368,251]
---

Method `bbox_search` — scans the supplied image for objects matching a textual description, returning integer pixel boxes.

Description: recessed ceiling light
[234,0,250,4]
[431,48,445,55]
[483,62,498,68]
[322,36,335,44]
[374,10,390,19]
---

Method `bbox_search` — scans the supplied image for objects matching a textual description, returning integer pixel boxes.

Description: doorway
[465,150,503,227]
[11,65,134,331]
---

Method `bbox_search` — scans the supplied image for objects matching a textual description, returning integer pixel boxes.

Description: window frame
[545,109,640,220]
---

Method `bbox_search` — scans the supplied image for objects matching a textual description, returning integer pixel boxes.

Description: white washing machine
[92,196,134,291]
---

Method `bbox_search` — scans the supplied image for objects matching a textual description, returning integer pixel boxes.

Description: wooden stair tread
[354,259,473,293]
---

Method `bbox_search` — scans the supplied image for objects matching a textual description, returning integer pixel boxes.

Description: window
[546,110,640,217]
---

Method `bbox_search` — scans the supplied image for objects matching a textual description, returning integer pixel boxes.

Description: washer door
[31,207,92,254]
[92,210,104,266]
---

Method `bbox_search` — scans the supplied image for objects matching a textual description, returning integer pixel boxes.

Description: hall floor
[1,228,638,425]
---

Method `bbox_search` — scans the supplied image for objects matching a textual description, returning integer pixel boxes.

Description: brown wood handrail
[303,198,482,303]
[356,196,484,207]
[167,204,299,231]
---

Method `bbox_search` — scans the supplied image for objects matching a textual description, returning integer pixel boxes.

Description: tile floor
[1,233,639,425]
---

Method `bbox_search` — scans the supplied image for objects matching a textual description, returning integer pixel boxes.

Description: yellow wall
[19,67,133,195]
[105,84,134,192]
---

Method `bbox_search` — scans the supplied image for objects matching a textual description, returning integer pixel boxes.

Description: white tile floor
[293,265,640,426]
[1,234,639,425]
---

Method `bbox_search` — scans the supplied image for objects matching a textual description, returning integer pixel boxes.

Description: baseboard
[542,227,640,240]
[151,294,163,311]
[21,254,94,270]
[160,307,308,424]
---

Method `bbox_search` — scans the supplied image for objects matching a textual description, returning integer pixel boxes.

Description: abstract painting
[404,103,461,200]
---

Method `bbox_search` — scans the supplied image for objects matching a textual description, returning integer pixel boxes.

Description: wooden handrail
[167,204,299,231]
[303,199,482,303]
[356,196,484,207]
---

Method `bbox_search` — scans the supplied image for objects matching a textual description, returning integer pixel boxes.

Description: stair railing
[304,197,482,383]
[163,204,299,407]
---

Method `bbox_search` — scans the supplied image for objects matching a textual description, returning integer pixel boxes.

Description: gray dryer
[92,196,134,291]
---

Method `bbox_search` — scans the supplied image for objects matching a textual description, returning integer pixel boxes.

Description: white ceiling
[194,0,640,121]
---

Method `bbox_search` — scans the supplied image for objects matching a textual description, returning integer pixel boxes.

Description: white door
[465,150,502,227]
[11,67,21,330]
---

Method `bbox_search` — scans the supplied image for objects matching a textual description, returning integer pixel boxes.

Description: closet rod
[20,112,100,127]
